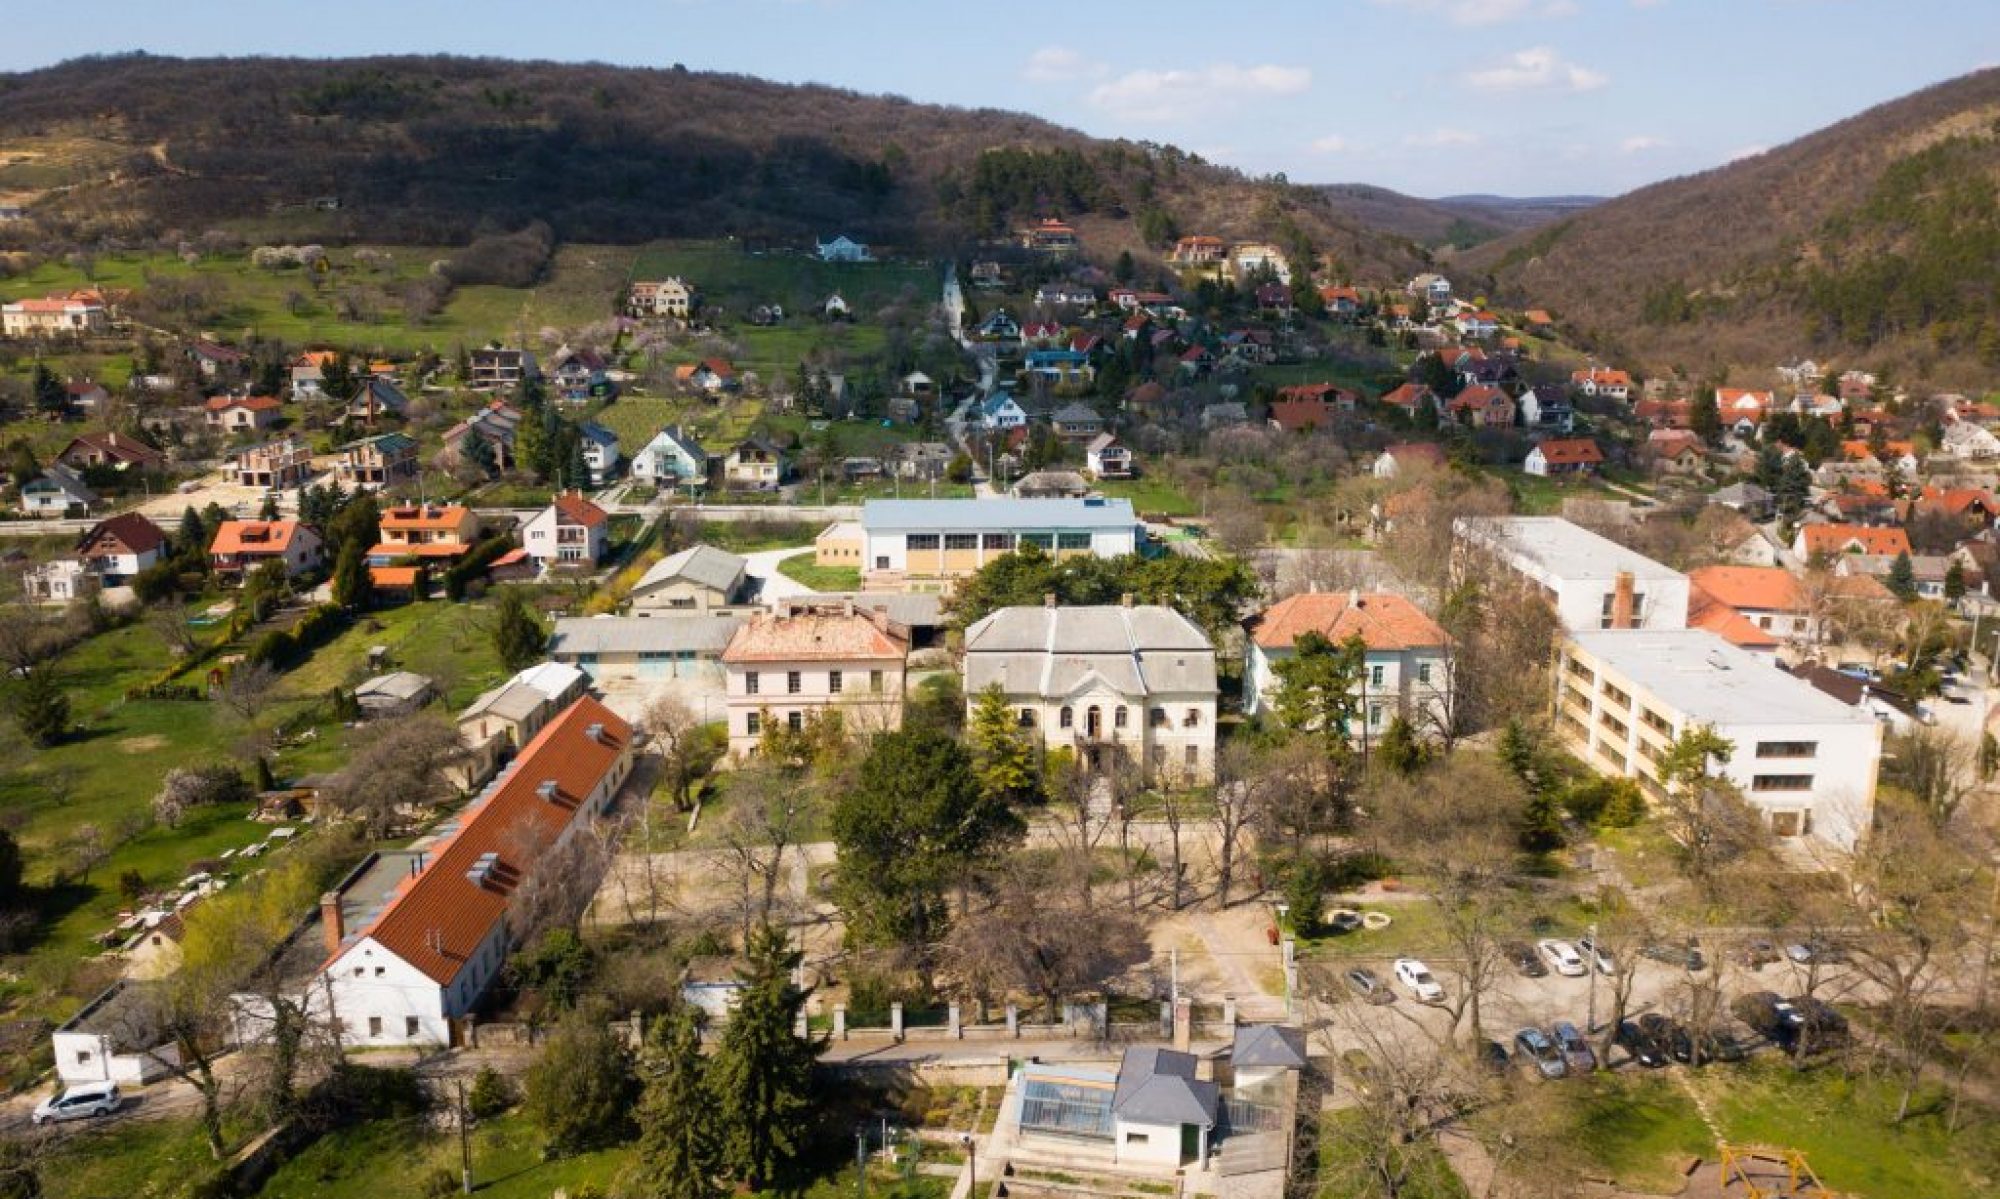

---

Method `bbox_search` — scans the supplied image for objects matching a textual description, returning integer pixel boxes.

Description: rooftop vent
[537,780,560,801]
[585,722,607,744]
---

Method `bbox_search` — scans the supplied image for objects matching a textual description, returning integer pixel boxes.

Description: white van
[32,1081,121,1125]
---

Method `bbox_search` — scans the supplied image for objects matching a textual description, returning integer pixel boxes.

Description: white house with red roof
[1523,437,1604,477]
[2,293,106,338]
[313,697,633,1046]
[523,491,609,566]
[1243,591,1453,740]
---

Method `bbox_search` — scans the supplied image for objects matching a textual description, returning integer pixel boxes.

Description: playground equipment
[1719,1144,1840,1198]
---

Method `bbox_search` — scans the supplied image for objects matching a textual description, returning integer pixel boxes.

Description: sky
[7,0,2000,198]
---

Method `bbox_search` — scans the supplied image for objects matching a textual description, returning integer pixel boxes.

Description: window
[787,671,802,695]
[1368,703,1383,727]
[1756,741,1818,759]
[1021,533,1056,549]
[1019,708,1037,728]
[1126,1132,1150,1146]
[1599,681,1631,708]
[367,1017,383,1037]
[875,556,889,570]
[1114,706,1129,729]
[746,671,760,696]
[1183,708,1200,728]
[374,966,385,977]
[829,670,843,695]
[75,1050,92,1064]
[1185,746,1199,769]
[787,711,804,732]
[1641,708,1672,736]
[1752,775,1813,792]
[1057,532,1091,550]
[1369,664,1385,687]
[1417,662,1432,685]
[1059,707,1074,729]
[1151,707,1167,728]
[870,670,884,693]
[906,534,941,551]
[983,533,1015,550]
[944,533,979,550]
[746,711,762,736]
[405,1017,420,1038]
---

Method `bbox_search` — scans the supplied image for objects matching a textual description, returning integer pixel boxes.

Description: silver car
[33,1081,121,1125]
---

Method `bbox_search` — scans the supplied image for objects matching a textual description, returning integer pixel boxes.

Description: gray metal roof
[863,497,1137,532]
[963,605,1216,698]
[354,671,435,702]
[1113,1047,1218,1127]
[1232,1024,1308,1069]
[460,680,547,725]
[632,544,748,597]
[810,592,945,629]
[550,615,746,656]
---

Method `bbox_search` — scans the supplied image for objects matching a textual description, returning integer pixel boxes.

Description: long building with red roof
[316,696,633,1045]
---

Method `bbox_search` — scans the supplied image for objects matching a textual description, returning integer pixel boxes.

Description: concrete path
[742,545,821,599]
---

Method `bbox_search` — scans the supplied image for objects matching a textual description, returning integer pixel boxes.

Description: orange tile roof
[336,697,631,985]
[1380,383,1434,409]
[1800,524,1912,557]
[210,520,309,555]
[1533,438,1603,465]
[368,541,469,559]
[552,492,608,528]
[1687,566,1807,613]
[1689,585,1780,650]
[1571,368,1633,388]
[204,394,282,412]
[381,505,474,533]
[1247,591,1448,652]
[722,609,908,664]
[369,566,422,587]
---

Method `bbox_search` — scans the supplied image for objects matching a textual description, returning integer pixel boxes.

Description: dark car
[1513,1027,1567,1079]
[1346,967,1395,1004]
[1788,994,1850,1050]
[1614,1019,1670,1067]
[1552,1021,1597,1074]
[1731,991,1807,1048]
[1641,940,1707,972]
[1326,909,1365,935]
[1735,940,1782,969]
[1477,1039,1510,1074]
[1667,1023,1746,1066]
[1503,941,1549,978]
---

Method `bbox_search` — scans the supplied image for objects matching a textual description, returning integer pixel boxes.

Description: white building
[1555,629,1880,852]
[629,426,709,488]
[23,559,96,603]
[1456,516,1691,633]
[51,981,182,1085]
[860,497,1140,584]
[720,603,910,756]
[522,492,609,566]
[817,235,871,263]
[1242,591,1451,741]
[317,698,634,1046]
[963,600,1217,783]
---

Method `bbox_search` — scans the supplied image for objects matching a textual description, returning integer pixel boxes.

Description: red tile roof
[205,394,282,413]
[1686,566,1807,613]
[1689,586,1780,651]
[335,697,630,985]
[1800,524,1913,557]
[1380,383,1435,409]
[211,520,310,555]
[721,609,908,664]
[551,492,608,528]
[1533,438,1603,466]
[1248,591,1449,652]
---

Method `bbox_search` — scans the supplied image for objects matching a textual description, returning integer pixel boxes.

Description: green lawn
[777,551,861,592]
[37,1115,224,1199]
[1558,1072,1714,1193]
[694,519,823,553]
[629,241,937,314]
[1092,476,1201,518]
[1317,1110,1468,1199]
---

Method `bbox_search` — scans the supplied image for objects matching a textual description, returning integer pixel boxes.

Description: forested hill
[1458,68,2000,384]
[0,54,1428,278]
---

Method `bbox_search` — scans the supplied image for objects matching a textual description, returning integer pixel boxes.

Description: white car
[1537,938,1588,977]
[1393,957,1446,1003]
[32,1081,121,1125]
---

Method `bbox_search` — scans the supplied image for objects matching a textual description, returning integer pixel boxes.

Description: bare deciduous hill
[1460,68,2000,385]
[1316,184,1597,251]
[0,54,1427,279]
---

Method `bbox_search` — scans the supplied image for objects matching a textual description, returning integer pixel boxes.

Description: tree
[1883,726,1976,824]
[7,664,69,747]
[1658,725,1765,889]
[319,716,465,838]
[524,1004,638,1157]
[966,683,1042,808]
[1887,550,1918,601]
[331,540,373,609]
[1272,631,1368,756]
[712,764,809,949]
[946,855,1146,1020]
[1690,389,1721,442]
[217,660,280,724]
[1944,557,1967,603]
[830,729,1023,978]
[1373,715,1428,777]
[628,1003,721,1199]
[710,926,823,1191]
[644,695,725,812]
[492,588,547,670]
[1775,454,1813,524]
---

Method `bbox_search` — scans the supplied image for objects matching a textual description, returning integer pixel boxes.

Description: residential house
[1571,368,1633,401]
[629,426,710,488]
[1170,235,1227,266]
[24,559,95,603]
[20,465,97,517]
[886,396,922,424]
[75,513,167,585]
[1022,218,1078,253]
[1687,566,1815,644]
[204,395,283,434]
[1407,273,1452,306]
[859,497,1140,584]
[1633,398,1693,430]
[50,981,182,1086]
[1717,389,1775,436]
[337,432,419,487]
[1269,392,1339,434]
[977,309,1022,342]
[210,521,324,581]
[346,377,409,425]
[451,661,590,788]
[723,437,788,489]
[1524,438,1604,477]
[441,401,522,470]
[1013,470,1090,499]
[966,601,1217,782]
[627,277,696,318]
[1177,345,1216,376]
[64,381,109,412]
[1035,283,1095,308]
[1839,553,1954,600]
[1517,385,1574,433]
[1554,630,1879,851]
[891,442,955,480]
[547,614,745,683]
[467,346,537,391]
[1379,382,1437,419]
[900,371,935,399]
[629,545,751,614]
[1021,321,1064,347]
[1795,523,1912,560]
[374,505,479,568]
[1320,286,1362,318]
[290,350,336,401]
[1254,283,1293,314]
[578,422,621,485]
[1457,516,1692,632]
[1231,242,1291,283]
[58,431,164,474]
[1026,350,1094,387]
[234,437,314,490]
[1648,430,1706,474]
[1372,442,1446,479]
[1243,591,1453,742]
[353,673,438,720]
[549,347,611,404]
[187,340,248,380]
[1086,433,1133,480]
[978,392,1030,430]
[970,262,1005,289]
[1710,482,1776,522]
[2,293,107,338]
[1942,421,2000,461]
[1050,402,1106,440]
[1454,310,1500,339]
[1447,385,1514,429]
[522,492,609,567]
[816,235,870,262]
[1786,662,1927,734]
[1016,1049,1222,1171]
[721,603,911,756]
[675,358,738,394]
[316,698,633,1046]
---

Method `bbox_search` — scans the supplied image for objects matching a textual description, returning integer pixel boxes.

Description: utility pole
[1976,854,2000,1016]
[455,1077,473,1195]
[961,1133,977,1199]
[856,1128,869,1199]
[1586,922,1599,1033]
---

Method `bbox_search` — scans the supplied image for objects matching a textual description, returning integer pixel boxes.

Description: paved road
[743,545,822,600]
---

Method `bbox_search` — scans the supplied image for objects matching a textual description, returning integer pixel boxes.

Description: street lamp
[1585,921,1599,1034]
[960,1133,976,1199]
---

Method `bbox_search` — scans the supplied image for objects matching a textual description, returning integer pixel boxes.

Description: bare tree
[216,660,280,724]
[641,694,723,812]
[711,764,808,949]
[145,602,199,658]
[1883,726,1977,824]
[944,855,1148,1022]
[319,715,465,838]
[1209,739,1276,908]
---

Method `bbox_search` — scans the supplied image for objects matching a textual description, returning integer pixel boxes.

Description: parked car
[1552,1021,1597,1074]
[1346,967,1395,1004]
[1513,1027,1567,1079]
[1731,991,1807,1048]
[1503,941,1548,978]
[1537,938,1587,977]
[1784,938,1849,966]
[1735,940,1781,969]
[1788,994,1851,1050]
[1638,1013,1682,1055]
[1477,1039,1510,1074]
[1393,957,1446,1004]
[1665,1021,1746,1066]
[1325,909,1364,935]
[1614,1019,1670,1068]
[32,1081,121,1126]
[1641,940,1707,971]
[1574,934,1617,975]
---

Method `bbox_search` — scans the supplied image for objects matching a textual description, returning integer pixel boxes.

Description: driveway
[742,545,821,599]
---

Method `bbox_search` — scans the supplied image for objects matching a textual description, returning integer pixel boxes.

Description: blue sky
[7,0,1998,197]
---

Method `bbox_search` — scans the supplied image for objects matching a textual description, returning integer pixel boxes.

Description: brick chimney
[320,891,344,957]
[1044,592,1057,608]
[1610,571,1636,629]
[1172,995,1193,1052]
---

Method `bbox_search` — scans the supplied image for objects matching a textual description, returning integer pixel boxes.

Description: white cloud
[1374,0,1577,26]
[1620,135,1668,153]
[1404,127,1481,147]
[1023,46,1107,84]
[1310,134,1351,153]
[1466,46,1608,92]
[1088,62,1311,121]
[1727,144,1771,162]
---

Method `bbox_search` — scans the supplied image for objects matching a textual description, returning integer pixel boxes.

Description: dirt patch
[119,734,170,753]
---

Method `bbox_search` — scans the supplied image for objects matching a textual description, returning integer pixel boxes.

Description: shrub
[420,1167,459,1199]
[467,1065,515,1119]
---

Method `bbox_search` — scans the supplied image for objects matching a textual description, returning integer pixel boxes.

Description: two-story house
[346,378,410,425]
[724,437,788,489]
[522,492,608,567]
[20,466,97,517]
[58,431,164,474]
[629,426,709,488]
[1243,591,1453,743]
[371,504,480,567]
[337,432,419,487]
[467,346,536,391]
[211,520,324,582]
[1086,433,1133,480]
[234,437,315,490]
[578,422,621,485]
[75,513,168,585]
[721,602,911,756]
[204,395,283,434]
